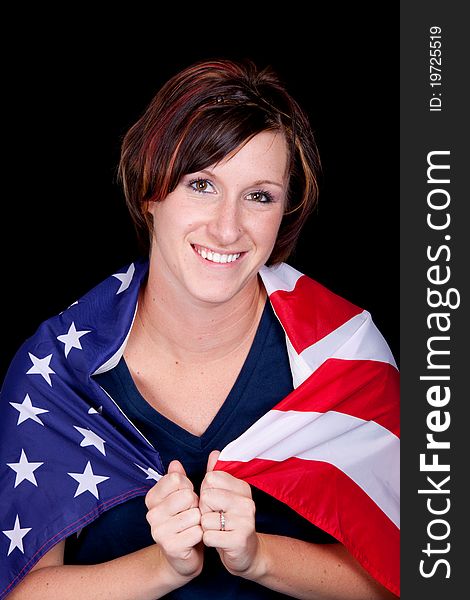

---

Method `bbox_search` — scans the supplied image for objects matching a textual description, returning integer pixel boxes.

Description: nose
[206,196,243,246]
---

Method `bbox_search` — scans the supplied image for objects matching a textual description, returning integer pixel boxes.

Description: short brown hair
[118,59,320,265]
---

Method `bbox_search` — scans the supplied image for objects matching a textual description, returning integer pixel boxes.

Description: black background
[2,6,467,599]
[1,9,399,381]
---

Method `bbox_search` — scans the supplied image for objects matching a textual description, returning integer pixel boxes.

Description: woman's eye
[189,178,215,193]
[246,191,274,203]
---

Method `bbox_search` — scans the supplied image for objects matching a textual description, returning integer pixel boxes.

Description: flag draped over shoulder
[0,259,399,598]
[219,263,400,596]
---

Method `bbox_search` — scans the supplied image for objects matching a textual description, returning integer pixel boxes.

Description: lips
[192,244,243,264]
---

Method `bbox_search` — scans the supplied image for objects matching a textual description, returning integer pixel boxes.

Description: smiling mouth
[192,244,243,264]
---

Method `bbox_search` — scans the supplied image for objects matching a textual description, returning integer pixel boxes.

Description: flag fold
[0,259,399,597]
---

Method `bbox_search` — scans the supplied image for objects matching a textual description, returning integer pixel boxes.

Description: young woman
[1,59,399,599]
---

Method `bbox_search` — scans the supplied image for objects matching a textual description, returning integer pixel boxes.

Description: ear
[206,450,221,473]
[143,205,155,243]
[144,199,155,216]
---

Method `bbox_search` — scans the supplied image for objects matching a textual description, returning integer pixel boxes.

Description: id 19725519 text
[429,26,443,112]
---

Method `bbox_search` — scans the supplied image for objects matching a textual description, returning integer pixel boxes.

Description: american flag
[0,259,399,597]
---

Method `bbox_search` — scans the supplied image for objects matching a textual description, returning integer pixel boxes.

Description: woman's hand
[145,460,204,580]
[199,450,261,578]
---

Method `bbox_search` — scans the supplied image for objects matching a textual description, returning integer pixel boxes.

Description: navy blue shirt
[65,301,335,598]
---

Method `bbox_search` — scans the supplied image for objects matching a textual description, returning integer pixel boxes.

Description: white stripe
[219,409,400,528]
[331,312,396,366]
[286,337,313,389]
[286,311,397,388]
[299,311,397,376]
[259,263,302,295]
[259,265,397,388]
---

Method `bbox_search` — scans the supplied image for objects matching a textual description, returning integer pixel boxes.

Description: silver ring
[219,510,226,531]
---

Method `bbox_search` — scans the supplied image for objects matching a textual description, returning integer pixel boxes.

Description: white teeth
[194,246,241,263]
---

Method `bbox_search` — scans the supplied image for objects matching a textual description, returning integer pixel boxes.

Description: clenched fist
[145,460,204,580]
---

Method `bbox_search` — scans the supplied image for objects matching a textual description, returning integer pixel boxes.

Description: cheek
[246,220,282,259]
[152,202,192,235]
[258,210,284,242]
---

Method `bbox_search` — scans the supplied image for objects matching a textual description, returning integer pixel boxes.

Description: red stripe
[216,456,400,597]
[270,276,363,354]
[272,358,400,436]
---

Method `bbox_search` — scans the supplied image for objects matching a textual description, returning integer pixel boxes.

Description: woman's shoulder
[1,259,148,396]
[261,261,366,330]
[261,262,363,311]
[261,261,397,375]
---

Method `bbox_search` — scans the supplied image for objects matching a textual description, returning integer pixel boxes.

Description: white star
[7,449,44,488]
[2,515,32,556]
[112,263,135,294]
[9,394,49,426]
[73,426,106,455]
[88,405,102,415]
[68,461,109,499]
[26,353,55,386]
[57,322,91,358]
[135,463,162,482]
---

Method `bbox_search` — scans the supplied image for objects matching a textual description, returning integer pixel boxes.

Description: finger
[171,507,201,533]
[206,450,221,473]
[168,459,187,476]
[145,470,194,508]
[160,525,204,559]
[203,529,245,551]
[174,525,204,552]
[201,470,252,498]
[199,487,255,517]
[149,506,201,539]
[165,487,200,516]
[149,486,199,521]
[200,510,232,533]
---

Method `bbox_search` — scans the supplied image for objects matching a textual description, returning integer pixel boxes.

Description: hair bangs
[168,106,279,192]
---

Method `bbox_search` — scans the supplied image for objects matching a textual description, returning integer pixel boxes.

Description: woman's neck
[129,267,266,367]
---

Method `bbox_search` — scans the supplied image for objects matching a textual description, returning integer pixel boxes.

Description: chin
[190,288,240,306]
[185,276,251,306]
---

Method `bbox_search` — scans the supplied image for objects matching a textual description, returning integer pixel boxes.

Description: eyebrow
[194,169,285,189]
[252,179,284,189]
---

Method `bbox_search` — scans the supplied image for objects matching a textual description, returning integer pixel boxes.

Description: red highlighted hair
[119,59,320,264]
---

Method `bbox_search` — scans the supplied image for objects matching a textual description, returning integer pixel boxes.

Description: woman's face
[148,130,289,306]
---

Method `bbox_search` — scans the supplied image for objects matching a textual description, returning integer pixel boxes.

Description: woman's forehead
[201,131,289,183]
